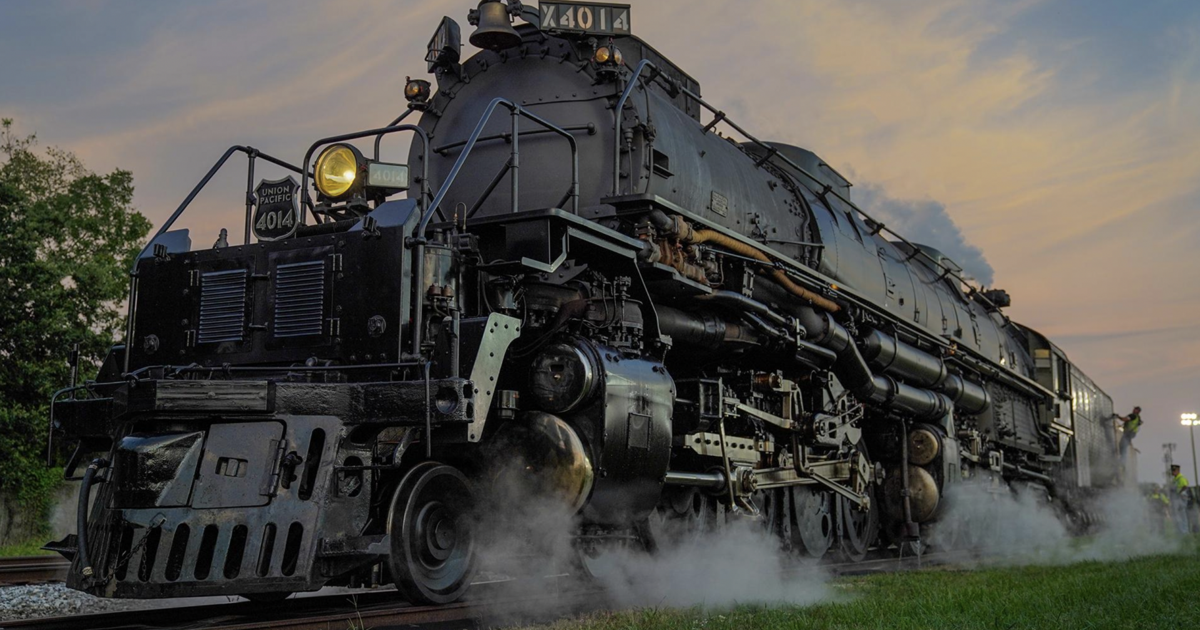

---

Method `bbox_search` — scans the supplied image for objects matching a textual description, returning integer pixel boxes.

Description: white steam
[926,479,1187,566]
[587,520,833,609]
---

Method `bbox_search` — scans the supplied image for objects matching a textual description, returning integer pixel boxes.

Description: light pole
[1183,413,1199,485]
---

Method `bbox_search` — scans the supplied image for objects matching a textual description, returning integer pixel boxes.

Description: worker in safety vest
[1148,485,1171,532]
[1116,406,1142,464]
[1168,465,1191,534]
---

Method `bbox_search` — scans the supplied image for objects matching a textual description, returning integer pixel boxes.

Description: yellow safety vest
[1173,473,1189,495]
[1126,414,1142,434]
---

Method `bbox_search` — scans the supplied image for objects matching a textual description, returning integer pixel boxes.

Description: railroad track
[2,550,976,630]
[0,578,607,630]
[0,557,70,587]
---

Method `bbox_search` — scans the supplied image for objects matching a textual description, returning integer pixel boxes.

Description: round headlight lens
[593,46,612,65]
[314,144,359,198]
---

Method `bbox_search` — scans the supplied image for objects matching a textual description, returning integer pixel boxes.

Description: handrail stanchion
[243,150,257,245]
[510,106,520,213]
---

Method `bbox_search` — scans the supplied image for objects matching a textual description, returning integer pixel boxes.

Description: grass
[0,538,54,557]
[524,544,1200,630]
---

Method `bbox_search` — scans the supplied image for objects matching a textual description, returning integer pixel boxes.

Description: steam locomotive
[48,0,1122,605]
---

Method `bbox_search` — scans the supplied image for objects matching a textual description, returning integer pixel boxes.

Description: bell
[469,0,521,51]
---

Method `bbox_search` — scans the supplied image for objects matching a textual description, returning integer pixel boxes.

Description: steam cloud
[471,468,832,611]
[472,460,1184,617]
[586,521,833,609]
[926,480,1186,565]
[853,182,996,286]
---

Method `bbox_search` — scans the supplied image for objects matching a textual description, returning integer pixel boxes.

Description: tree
[0,119,151,516]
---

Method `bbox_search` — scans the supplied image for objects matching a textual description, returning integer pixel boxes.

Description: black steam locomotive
[48,0,1122,605]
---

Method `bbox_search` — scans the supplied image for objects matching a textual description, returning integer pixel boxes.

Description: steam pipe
[856,328,991,415]
[796,308,950,420]
[664,470,727,490]
[695,290,792,329]
[899,425,919,540]
[1002,462,1053,484]
[941,374,991,415]
[860,330,947,388]
[687,229,840,312]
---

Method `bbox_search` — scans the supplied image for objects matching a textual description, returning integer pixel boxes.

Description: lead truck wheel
[387,463,477,605]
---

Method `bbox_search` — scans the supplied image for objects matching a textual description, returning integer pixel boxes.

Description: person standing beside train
[1168,465,1191,535]
[1116,406,1143,465]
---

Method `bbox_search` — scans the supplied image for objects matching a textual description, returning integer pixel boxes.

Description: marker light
[314,144,362,199]
[404,77,432,103]
[593,45,623,66]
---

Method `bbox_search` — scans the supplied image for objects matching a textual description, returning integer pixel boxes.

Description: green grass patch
[0,538,54,557]
[528,547,1200,630]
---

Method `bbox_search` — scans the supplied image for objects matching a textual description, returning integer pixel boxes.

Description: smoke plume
[853,182,995,286]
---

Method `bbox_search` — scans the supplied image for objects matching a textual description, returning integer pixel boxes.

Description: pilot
[1116,406,1142,464]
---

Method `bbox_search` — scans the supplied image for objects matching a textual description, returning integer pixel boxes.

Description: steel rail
[0,581,606,630]
[0,556,70,587]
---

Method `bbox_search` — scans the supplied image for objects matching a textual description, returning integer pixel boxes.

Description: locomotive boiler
[47,0,1123,605]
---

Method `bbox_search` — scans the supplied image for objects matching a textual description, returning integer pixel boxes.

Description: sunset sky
[2,0,1198,482]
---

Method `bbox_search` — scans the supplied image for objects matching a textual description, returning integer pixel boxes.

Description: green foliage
[0,119,151,519]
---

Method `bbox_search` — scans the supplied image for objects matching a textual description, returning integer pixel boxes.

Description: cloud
[852,181,994,286]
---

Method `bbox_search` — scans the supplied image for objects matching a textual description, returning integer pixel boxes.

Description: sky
[2,0,1198,483]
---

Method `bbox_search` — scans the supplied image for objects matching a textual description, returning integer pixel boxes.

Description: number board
[253,176,299,241]
[426,16,461,72]
[540,2,631,36]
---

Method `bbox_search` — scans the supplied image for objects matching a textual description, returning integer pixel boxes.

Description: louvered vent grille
[274,260,326,338]
[198,270,247,344]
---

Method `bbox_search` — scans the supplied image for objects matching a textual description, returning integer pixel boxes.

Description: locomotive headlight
[314,144,363,199]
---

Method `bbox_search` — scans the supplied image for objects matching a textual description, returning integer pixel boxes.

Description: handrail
[123,146,303,373]
[129,146,303,271]
[612,61,1009,320]
[612,59,656,197]
[417,97,579,234]
[298,124,430,225]
[410,97,580,358]
[374,107,416,161]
